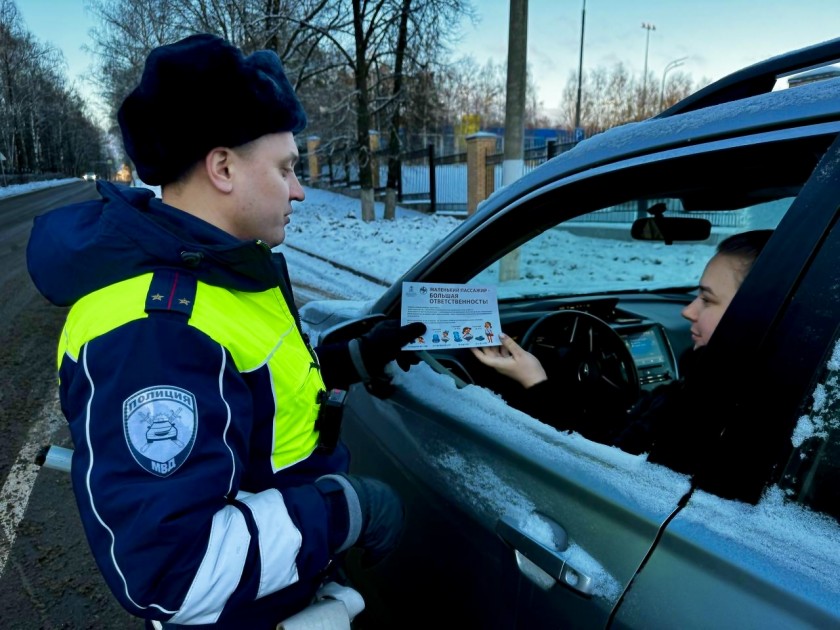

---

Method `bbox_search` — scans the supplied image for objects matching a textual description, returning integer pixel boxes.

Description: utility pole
[574,0,586,132]
[503,0,527,187]
[641,22,655,115]
[499,0,528,281]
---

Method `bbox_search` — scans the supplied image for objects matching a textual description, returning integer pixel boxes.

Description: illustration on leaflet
[400,282,502,350]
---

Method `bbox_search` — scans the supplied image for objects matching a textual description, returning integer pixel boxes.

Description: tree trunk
[384,188,397,218]
[353,0,375,222]
[384,0,412,221]
[361,187,375,222]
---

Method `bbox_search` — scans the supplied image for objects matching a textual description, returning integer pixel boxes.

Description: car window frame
[680,132,840,503]
[372,126,840,503]
[373,124,840,319]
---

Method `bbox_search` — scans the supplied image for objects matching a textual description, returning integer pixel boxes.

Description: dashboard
[616,324,678,389]
[430,294,687,402]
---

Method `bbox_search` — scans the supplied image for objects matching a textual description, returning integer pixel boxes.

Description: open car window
[433,133,832,489]
[299,48,840,627]
[468,196,792,301]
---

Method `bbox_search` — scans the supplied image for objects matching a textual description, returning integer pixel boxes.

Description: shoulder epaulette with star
[145,269,197,319]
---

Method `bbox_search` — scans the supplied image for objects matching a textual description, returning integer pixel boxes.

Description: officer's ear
[205,147,234,193]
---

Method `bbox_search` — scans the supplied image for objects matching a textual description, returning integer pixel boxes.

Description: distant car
[82,172,96,181]
[114,165,133,184]
[301,38,840,628]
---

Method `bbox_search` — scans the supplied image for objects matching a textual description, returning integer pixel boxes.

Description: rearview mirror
[631,216,711,244]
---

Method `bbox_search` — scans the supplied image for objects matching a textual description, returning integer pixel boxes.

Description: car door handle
[496,515,595,597]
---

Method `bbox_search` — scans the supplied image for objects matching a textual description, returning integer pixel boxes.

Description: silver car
[303,38,840,629]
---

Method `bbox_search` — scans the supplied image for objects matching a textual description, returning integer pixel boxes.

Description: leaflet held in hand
[400,282,502,349]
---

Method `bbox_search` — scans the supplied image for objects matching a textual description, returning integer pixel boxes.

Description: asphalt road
[0,182,142,629]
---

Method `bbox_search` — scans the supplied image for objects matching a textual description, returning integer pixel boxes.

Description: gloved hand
[356,320,426,375]
[316,473,405,567]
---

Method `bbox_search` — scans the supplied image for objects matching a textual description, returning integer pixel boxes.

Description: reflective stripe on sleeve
[167,505,251,625]
[240,489,302,598]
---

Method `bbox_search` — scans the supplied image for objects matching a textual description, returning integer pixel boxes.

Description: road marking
[0,399,63,578]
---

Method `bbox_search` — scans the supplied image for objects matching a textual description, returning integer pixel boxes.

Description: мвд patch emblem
[123,386,197,477]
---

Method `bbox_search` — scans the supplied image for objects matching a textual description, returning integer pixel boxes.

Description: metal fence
[566,201,747,227]
[298,138,577,215]
[298,140,746,228]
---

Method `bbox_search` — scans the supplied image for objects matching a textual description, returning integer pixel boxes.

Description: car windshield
[470,196,792,300]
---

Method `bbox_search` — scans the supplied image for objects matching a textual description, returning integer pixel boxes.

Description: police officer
[27,33,424,629]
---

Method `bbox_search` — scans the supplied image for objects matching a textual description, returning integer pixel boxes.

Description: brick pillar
[307,136,320,184]
[369,130,381,189]
[467,132,498,215]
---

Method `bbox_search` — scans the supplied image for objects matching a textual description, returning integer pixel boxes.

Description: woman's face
[681,253,745,349]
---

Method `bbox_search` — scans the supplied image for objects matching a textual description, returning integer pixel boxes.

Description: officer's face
[229,132,305,247]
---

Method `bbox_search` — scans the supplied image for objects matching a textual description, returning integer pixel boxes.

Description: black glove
[316,473,405,567]
[354,320,427,377]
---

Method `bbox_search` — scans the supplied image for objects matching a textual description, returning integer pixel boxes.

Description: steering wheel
[519,310,640,418]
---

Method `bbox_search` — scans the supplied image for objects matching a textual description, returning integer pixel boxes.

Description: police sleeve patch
[123,386,198,476]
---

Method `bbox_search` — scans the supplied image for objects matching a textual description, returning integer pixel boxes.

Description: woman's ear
[205,147,234,193]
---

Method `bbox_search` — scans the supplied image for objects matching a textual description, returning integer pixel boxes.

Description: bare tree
[376,0,475,218]
[382,0,411,219]
[432,57,506,133]
[425,55,547,150]
[558,62,700,134]
[86,0,356,177]
[399,65,442,150]
[660,70,704,110]
[525,70,552,128]
[86,0,185,128]
[293,0,473,221]
[85,0,478,222]
[0,0,104,180]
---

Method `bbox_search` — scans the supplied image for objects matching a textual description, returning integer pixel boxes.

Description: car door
[328,131,840,630]
[332,179,710,627]
[610,135,840,628]
[339,365,694,629]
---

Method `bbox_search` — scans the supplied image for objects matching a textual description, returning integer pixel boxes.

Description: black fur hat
[117,33,307,186]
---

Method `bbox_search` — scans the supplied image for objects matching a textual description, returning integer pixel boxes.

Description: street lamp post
[659,56,688,110]
[574,0,587,132]
[641,22,656,113]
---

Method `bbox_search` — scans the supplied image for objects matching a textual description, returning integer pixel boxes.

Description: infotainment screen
[623,328,665,367]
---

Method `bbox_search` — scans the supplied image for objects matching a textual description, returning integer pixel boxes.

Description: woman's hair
[716,229,774,284]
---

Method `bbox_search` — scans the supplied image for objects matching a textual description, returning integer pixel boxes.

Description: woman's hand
[471,333,548,388]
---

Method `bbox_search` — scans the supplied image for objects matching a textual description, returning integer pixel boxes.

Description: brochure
[400,282,501,350]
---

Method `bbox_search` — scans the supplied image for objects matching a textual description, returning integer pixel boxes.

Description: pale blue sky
[17,0,840,121]
[461,0,840,110]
